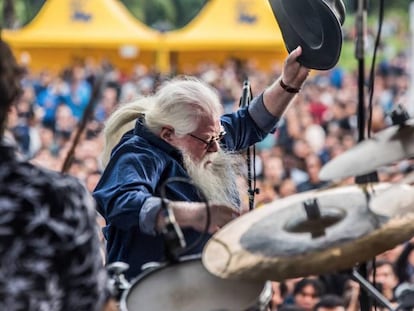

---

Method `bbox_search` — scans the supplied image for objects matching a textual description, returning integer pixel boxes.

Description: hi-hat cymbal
[319,119,414,181]
[202,183,414,281]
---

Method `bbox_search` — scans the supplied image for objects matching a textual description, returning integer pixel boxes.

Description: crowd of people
[1,15,414,310]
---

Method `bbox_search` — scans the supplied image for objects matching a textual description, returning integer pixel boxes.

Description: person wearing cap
[0,39,115,311]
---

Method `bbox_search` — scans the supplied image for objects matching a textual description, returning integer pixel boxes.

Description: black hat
[269,0,346,70]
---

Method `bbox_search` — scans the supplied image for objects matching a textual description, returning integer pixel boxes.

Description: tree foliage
[0,0,410,31]
[120,0,206,30]
[343,0,411,14]
[0,0,207,30]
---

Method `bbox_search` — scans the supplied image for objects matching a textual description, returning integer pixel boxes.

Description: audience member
[0,39,114,311]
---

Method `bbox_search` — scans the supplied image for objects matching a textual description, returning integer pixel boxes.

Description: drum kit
[202,112,414,282]
[107,0,414,307]
[109,115,414,310]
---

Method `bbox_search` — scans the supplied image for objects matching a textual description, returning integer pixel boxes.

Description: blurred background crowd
[4,42,413,311]
[2,0,414,310]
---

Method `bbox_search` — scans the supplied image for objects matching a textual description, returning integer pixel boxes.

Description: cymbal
[370,182,414,218]
[202,183,414,281]
[319,119,414,181]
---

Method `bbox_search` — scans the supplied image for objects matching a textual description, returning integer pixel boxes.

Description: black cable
[355,0,379,189]
[367,0,385,138]
[362,0,384,304]
[159,176,211,256]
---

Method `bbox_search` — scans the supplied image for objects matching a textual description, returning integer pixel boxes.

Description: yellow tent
[2,0,162,74]
[164,0,287,73]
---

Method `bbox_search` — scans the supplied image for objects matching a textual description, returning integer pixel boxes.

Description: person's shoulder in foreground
[0,143,109,311]
[0,36,112,311]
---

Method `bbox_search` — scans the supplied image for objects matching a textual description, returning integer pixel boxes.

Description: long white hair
[100,98,149,168]
[100,76,223,168]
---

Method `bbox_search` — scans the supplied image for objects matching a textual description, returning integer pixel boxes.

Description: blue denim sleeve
[93,142,166,235]
[220,93,280,150]
[248,92,280,133]
[140,197,163,235]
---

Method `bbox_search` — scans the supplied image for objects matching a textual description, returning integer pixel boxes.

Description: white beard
[182,150,244,209]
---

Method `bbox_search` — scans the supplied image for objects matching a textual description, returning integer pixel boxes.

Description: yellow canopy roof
[1,0,287,74]
[165,0,285,52]
[3,0,160,49]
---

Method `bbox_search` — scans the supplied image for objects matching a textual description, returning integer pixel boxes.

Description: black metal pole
[355,0,366,143]
[353,1,377,311]
[352,269,396,311]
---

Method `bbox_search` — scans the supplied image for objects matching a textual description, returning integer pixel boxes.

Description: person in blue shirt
[93,46,310,280]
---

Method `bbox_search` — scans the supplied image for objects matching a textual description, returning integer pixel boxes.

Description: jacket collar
[134,116,183,162]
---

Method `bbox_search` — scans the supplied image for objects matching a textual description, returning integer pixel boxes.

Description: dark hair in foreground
[0,39,23,136]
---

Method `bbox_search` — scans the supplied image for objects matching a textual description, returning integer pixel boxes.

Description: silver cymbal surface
[319,119,414,181]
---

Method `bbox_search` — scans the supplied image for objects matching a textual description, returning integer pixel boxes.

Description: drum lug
[107,261,131,301]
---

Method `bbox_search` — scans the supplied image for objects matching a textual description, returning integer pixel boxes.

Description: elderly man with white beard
[93,46,310,280]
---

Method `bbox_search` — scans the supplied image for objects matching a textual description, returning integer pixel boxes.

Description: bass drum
[120,256,271,311]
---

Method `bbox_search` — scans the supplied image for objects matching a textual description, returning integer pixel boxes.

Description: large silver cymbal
[202,183,414,281]
[319,119,414,181]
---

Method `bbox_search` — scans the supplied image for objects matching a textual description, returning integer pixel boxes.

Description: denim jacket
[93,93,279,280]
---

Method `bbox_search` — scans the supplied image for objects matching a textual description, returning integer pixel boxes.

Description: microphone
[161,199,186,262]
[239,79,251,108]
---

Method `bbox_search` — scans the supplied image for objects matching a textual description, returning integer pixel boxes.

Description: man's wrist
[279,78,300,93]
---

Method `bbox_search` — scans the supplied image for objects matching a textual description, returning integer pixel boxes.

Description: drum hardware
[239,78,259,211]
[349,268,414,311]
[107,261,131,302]
[160,198,186,263]
[394,282,414,311]
[159,176,212,262]
[289,198,344,238]
[119,255,272,311]
[315,104,414,311]
[319,110,414,182]
[390,104,411,126]
[351,268,396,311]
[202,183,414,281]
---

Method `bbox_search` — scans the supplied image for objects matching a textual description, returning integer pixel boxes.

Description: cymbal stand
[352,268,396,311]
[353,1,379,311]
[355,0,368,144]
[239,79,259,210]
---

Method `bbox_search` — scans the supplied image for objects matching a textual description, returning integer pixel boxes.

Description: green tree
[120,0,206,30]
[0,0,43,27]
[2,0,16,28]
[343,0,411,15]
[2,0,411,32]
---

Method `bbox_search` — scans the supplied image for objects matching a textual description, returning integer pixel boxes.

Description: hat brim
[269,0,343,70]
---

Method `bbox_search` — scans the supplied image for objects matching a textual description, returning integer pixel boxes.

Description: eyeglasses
[188,130,226,149]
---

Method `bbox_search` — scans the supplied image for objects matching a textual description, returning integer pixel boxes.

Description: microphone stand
[353,1,379,311]
[354,0,378,187]
[240,79,259,210]
[355,0,367,144]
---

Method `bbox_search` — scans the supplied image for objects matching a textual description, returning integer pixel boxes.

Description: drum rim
[119,254,201,311]
[118,254,270,311]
